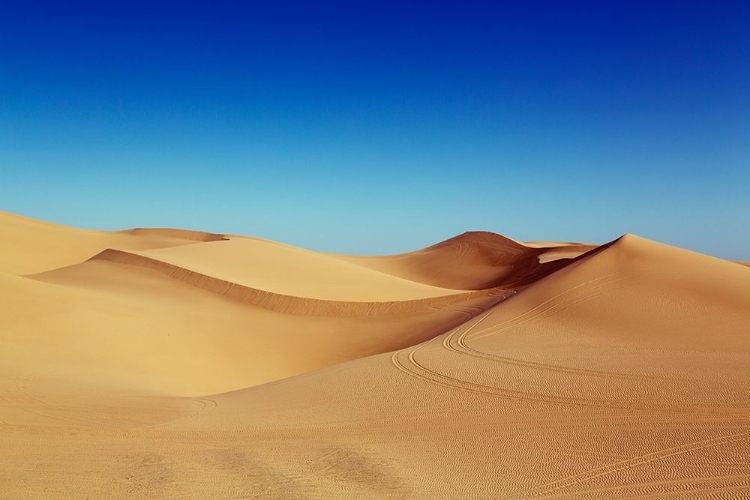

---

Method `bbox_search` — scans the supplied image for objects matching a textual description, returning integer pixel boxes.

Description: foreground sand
[1,211,748,498]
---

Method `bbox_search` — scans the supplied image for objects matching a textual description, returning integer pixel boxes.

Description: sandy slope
[0,211,223,275]
[336,231,596,289]
[3,212,546,395]
[1,213,749,498]
[125,236,466,301]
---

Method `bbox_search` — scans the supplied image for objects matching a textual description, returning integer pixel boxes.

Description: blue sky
[2,1,748,258]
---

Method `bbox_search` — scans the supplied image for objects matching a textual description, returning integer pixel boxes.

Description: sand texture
[1,211,749,498]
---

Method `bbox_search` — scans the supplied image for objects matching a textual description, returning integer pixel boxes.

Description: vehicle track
[532,474,750,499]
[514,430,750,499]
[391,341,655,411]
[391,326,749,415]
[462,272,630,343]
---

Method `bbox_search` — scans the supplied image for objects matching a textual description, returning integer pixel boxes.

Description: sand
[1,211,748,498]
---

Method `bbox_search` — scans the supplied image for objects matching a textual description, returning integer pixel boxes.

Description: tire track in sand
[514,430,750,499]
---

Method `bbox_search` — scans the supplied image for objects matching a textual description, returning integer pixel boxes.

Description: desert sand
[1,211,748,498]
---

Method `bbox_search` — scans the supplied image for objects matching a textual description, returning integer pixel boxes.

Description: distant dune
[337,231,597,290]
[1,211,748,498]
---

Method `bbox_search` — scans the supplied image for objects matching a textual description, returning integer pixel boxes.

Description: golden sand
[1,211,748,498]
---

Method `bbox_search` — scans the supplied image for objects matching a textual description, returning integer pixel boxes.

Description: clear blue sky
[2,1,748,258]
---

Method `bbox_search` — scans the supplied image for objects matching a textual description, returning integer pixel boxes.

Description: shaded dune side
[535,243,599,263]
[88,249,510,316]
[339,231,597,290]
[118,228,227,242]
[418,232,602,287]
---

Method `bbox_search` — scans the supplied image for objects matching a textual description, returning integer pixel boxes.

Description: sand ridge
[1,214,749,498]
[0,211,222,275]
[6,213,567,395]
[336,231,597,290]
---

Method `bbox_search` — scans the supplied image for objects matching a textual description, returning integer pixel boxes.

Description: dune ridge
[0,211,219,275]
[14,216,587,396]
[73,233,602,316]
[126,236,470,301]
[83,247,511,316]
[119,227,228,242]
[337,230,596,290]
[1,213,749,499]
[193,232,750,498]
[11,218,582,395]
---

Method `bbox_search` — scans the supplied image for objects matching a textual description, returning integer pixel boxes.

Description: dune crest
[0,211,218,275]
[120,227,228,242]
[337,230,597,290]
[69,247,508,316]
[201,232,750,497]
[10,216,566,396]
[1,214,748,498]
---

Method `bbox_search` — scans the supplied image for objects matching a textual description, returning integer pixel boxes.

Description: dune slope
[123,236,468,301]
[338,231,597,290]
[191,234,750,498]
[10,259,504,395]
[1,215,748,498]
[6,217,557,396]
[0,211,224,275]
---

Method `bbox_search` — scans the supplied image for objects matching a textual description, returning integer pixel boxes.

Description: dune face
[1,213,749,498]
[0,212,217,275]
[338,231,597,290]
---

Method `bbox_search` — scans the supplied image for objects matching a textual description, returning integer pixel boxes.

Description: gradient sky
[2,1,748,258]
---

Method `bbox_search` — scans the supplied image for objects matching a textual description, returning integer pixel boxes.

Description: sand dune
[0,212,221,275]
[9,261,501,395]
[1,213,748,498]
[119,237,468,301]
[337,231,596,290]
[3,213,523,395]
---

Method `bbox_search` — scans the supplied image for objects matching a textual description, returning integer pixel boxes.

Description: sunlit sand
[1,211,748,498]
